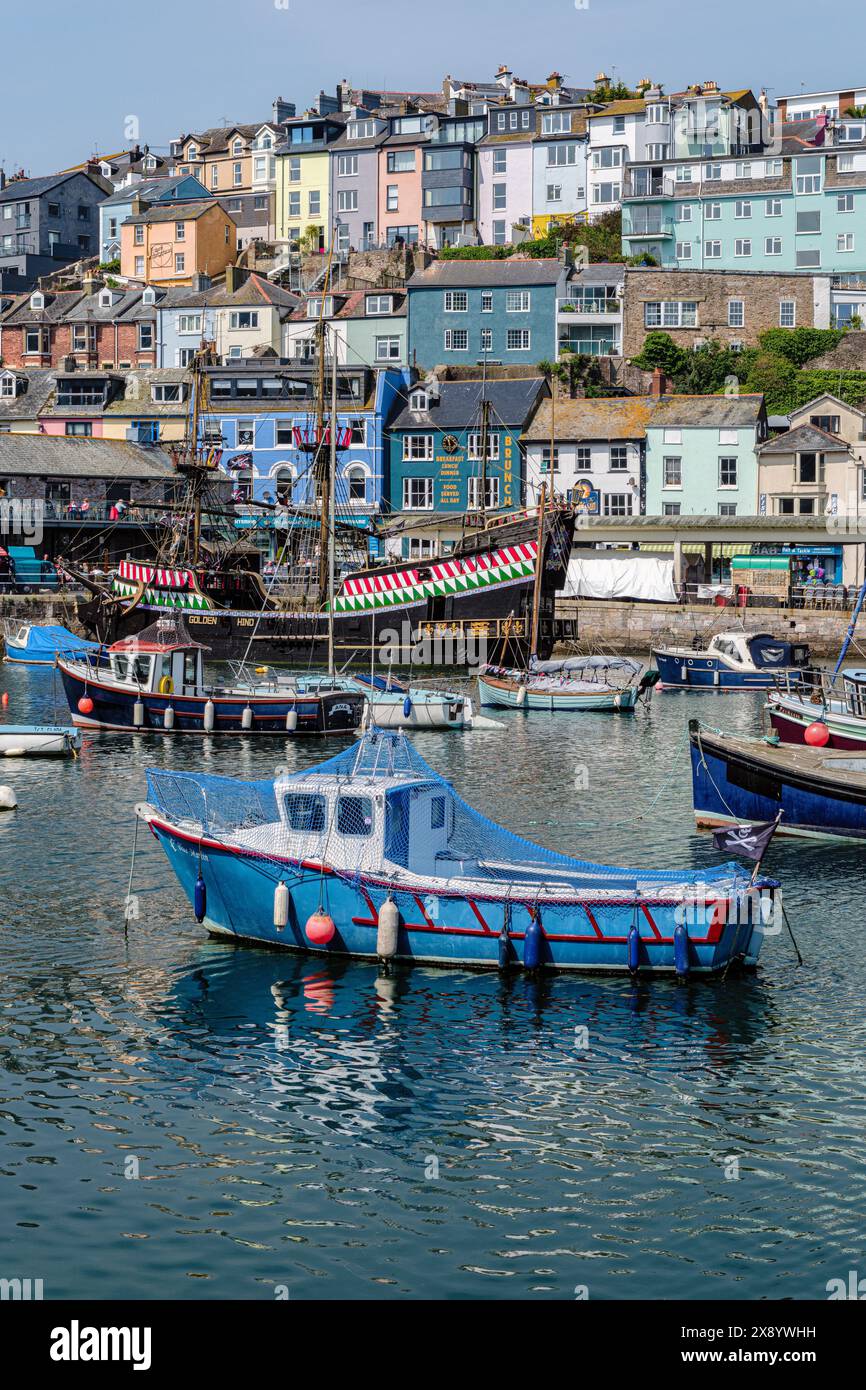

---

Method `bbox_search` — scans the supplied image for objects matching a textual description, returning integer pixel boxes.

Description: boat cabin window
[283,792,326,833]
[336,795,374,836]
[183,652,198,686]
[431,795,446,830]
[111,652,153,684]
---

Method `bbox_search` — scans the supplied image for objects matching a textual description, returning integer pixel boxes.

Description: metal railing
[557,298,621,315]
[678,581,856,610]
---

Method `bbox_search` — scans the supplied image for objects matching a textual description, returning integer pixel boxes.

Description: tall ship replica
[72,296,576,669]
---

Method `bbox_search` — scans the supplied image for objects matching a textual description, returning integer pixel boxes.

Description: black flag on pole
[712,818,779,861]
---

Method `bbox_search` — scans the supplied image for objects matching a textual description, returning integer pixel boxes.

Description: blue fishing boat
[690,719,866,841]
[653,631,811,690]
[138,729,777,975]
[4,622,100,666]
[56,617,364,735]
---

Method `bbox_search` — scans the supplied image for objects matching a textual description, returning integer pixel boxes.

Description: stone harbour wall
[557,598,857,659]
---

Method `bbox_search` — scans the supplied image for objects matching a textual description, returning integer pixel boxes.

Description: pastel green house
[644,394,768,517]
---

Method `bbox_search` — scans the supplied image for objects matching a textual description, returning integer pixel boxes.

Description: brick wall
[1,320,155,369]
[622,269,821,357]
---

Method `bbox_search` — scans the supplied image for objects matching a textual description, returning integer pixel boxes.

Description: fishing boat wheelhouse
[57,617,364,735]
[653,631,811,690]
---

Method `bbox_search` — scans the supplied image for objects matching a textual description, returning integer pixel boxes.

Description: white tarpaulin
[564,554,679,603]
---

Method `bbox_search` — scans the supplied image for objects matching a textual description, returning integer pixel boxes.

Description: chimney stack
[225,265,249,292]
[650,366,667,398]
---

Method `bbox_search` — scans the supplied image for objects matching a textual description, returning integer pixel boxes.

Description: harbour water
[1,662,865,1300]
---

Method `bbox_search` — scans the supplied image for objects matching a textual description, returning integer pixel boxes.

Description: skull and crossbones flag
[712,818,780,861]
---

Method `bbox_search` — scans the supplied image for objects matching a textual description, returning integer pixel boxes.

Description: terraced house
[0,170,108,289]
[275,110,347,251]
[622,103,866,276]
[388,372,548,556]
[121,200,237,286]
[170,111,288,245]
[407,257,569,368]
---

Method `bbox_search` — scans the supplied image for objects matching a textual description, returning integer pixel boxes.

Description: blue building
[200,361,409,554]
[98,175,211,264]
[387,373,547,557]
[621,118,866,277]
[407,258,569,369]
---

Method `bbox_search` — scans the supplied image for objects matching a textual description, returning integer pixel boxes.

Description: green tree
[631,331,689,378]
[743,351,800,410]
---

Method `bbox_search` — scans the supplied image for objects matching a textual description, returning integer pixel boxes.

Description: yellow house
[275,114,345,249]
[121,201,237,286]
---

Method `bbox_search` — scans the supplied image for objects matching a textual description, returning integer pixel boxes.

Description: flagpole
[747,809,783,886]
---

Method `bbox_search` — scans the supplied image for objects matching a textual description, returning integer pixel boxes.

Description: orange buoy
[77,696,94,715]
[804,721,830,747]
[305,911,336,945]
[1,692,8,707]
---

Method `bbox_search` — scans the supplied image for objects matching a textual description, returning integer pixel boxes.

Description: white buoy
[133,699,144,728]
[376,895,400,959]
[241,706,253,731]
[203,699,215,732]
[0,785,18,810]
[273,881,289,930]
[285,709,298,732]
[163,705,175,731]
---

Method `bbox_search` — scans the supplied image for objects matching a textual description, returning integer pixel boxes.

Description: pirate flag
[712,818,779,862]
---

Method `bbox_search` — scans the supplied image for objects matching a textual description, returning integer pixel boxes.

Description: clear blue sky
[0,0,855,175]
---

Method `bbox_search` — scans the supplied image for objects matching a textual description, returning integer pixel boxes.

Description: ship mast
[528,480,548,662]
[327,325,337,677]
[478,352,489,526]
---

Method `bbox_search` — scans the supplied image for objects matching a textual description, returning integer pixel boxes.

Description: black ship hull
[78,511,578,669]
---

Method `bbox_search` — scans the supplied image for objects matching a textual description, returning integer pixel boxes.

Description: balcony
[559,329,621,356]
[623,170,677,199]
[622,217,675,239]
[557,296,621,318]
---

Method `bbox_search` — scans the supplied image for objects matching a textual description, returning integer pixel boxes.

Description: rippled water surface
[1,662,865,1300]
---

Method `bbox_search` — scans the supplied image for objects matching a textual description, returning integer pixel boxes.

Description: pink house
[377,124,427,245]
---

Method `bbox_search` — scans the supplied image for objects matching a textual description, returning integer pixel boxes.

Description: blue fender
[523,913,542,970]
[673,923,689,977]
[194,874,207,924]
[627,924,640,973]
[403,696,413,718]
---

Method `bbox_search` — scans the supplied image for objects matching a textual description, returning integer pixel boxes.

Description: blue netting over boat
[144,768,278,836]
[145,731,747,893]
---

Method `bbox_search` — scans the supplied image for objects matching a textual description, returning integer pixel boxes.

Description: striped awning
[638,542,743,557]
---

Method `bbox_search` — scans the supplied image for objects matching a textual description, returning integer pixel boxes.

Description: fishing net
[145,731,746,898]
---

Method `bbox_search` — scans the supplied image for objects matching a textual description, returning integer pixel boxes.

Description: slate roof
[758,422,852,454]
[124,200,228,225]
[407,258,564,289]
[333,289,407,319]
[647,394,766,428]
[0,290,86,324]
[100,176,207,208]
[390,376,545,430]
[172,273,298,311]
[0,434,176,478]
[176,124,263,155]
[0,369,56,419]
[0,172,102,204]
[523,395,658,442]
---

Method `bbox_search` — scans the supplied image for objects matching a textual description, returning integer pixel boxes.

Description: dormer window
[366,294,393,315]
[187,143,198,160]
[0,371,19,399]
[99,289,113,307]
[142,287,156,305]
[306,295,333,318]
[145,155,157,170]
[232,138,244,156]
[30,291,45,311]
[409,389,429,412]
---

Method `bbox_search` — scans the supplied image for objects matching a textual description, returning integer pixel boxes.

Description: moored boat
[138,729,776,975]
[478,655,657,712]
[690,718,866,841]
[4,623,100,666]
[56,617,364,735]
[653,630,811,690]
[767,669,866,750]
[0,724,81,757]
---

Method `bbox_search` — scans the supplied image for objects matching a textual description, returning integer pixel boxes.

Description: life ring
[159,675,174,695]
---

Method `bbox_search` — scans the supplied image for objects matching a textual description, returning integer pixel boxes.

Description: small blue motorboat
[4,623,100,666]
[139,729,777,975]
[653,631,811,690]
[690,718,866,841]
